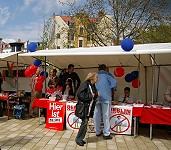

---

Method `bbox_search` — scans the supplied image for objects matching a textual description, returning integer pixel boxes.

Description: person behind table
[164,83,171,106]
[75,72,99,146]
[0,72,4,116]
[164,83,171,134]
[61,64,81,98]
[118,87,134,103]
[48,68,61,88]
[94,64,117,140]
[29,68,42,118]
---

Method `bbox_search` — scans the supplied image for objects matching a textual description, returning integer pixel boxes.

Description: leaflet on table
[39,98,49,100]
[162,106,171,109]
[151,105,163,109]
[133,103,144,107]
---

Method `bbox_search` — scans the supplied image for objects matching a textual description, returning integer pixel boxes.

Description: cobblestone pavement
[0,116,171,150]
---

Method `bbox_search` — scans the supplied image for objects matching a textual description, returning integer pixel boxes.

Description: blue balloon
[125,73,134,82]
[34,59,42,67]
[40,71,48,78]
[45,72,48,78]
[28,42,37,52]
[131,71,139,79]
[40,71,44,76]
[121,38,134,52]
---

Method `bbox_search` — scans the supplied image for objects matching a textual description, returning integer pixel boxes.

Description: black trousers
[75,117,89,142]
[0,101,3,117]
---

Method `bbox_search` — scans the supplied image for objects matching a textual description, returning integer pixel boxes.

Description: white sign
[66,102,81,130]
[110,105,133,135]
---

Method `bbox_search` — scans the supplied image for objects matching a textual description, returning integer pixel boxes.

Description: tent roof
[19,43,171,69]
[0,52,34,68]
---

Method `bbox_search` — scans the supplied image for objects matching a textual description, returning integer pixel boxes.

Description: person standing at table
[48,68,61,88]
[75,72,99,146]
[0,72,3,93]
[0,72,3,117]
[94,64,117,140]
[29,68,41,118]
[164,84,171,134]
[118,87,134,103]
[61,64,81,98]
[164,84,171,106]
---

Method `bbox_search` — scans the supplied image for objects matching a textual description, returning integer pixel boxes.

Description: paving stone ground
[0,116,171,150]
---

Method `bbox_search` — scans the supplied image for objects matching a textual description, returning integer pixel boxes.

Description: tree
[38,14,57,50]
[61,0,170,45]
[138,24,171,43]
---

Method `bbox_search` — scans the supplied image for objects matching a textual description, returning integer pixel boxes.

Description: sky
[0,0,81,42]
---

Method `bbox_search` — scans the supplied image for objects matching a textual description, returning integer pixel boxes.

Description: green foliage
[138,25,171,43]
[63,0,170,45]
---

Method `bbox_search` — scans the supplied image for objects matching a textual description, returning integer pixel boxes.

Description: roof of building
[61,16,74,23]
[60,16,97,23]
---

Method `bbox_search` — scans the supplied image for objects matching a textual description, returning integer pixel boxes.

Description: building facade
[50,13,114,49]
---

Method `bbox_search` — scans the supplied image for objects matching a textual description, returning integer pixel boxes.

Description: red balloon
[24,68,32,77]
[35,81,43,92]
[114,67,125,77]
[30,65,38,76]
[132,79,141,88]
[25,65,38,77]
[37,76,45,83]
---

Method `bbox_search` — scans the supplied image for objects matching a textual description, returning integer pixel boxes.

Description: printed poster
[110,105,133,135]
[66,102,81,131]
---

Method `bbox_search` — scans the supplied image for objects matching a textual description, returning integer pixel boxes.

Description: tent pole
[145,66,147,104]
[151,54,155,105]
[16,53,18,93]
[138,55,140,100]
[156,66,160,102]
[44,56,47,94]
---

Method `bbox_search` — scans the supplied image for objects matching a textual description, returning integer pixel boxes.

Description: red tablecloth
[32,98,49,110]
[140,107,171,125]
[132,107,144,117]
[0,95,8,101]
[0,94,10,120]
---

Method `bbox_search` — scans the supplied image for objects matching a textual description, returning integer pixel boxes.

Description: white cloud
[1,21,43,42]
[20,0,78,14]
[20,0,35,11]
[0,7,10,26]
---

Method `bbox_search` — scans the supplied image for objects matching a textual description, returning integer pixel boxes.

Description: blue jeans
[94,102,111,136]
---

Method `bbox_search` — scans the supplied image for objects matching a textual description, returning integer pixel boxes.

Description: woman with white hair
[75,72,99,146]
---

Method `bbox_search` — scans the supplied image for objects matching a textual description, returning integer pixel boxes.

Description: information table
[33,99,171,139]
[140,105,171,139]
[32,98,66,130]
[0,93,10,120]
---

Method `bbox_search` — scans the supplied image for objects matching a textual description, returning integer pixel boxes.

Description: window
[79,27,83,35]
[79,40,83,47]
[70,34,74,41]
[87,35,91,41]
[68,33,75,41]
[56,33,60,39]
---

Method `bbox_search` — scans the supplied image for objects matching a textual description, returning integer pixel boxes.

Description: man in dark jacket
[61,64,80,97]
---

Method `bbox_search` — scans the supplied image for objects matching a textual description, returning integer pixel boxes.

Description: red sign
[45,101,66,131]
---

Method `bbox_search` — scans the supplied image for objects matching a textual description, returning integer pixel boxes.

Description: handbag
[75,101,85,119]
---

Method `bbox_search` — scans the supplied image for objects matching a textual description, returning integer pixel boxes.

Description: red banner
[45,101,66,131]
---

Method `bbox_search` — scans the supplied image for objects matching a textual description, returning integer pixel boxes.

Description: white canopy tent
[18,43,171,69]
[18,43,171,140]
[0,52,34,68]
[18,43,171,103]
